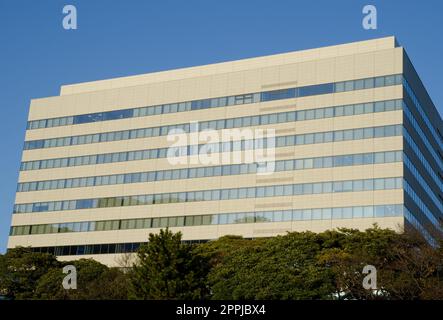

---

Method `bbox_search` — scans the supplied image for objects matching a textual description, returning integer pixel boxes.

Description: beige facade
[8,36,420,266]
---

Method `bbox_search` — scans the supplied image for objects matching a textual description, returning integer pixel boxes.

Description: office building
[8,37,443,265]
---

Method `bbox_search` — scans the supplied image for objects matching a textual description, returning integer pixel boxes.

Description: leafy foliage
[0,247,59,299]
[129,228,210,299]
[1,227,443,300]
[205,232,334,299]
[34,259,129,300]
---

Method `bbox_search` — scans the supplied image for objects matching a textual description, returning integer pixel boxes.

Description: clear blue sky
[0,0,442,253]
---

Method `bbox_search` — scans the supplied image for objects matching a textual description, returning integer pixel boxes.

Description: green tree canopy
[0,247,60,299]
[2,226,442,300]
[34,258,129,300]
[205,232,335,299]
[129,228,210,300]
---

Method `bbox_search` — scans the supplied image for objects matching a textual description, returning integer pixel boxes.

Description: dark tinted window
[261,88,296,101]
[299,83,334,97]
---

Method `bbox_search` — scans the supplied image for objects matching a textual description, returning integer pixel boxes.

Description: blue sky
[0,0,442,253]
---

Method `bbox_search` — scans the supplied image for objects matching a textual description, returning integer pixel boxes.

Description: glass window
[385,151,396,163]
[353,180,363,192]
[374,152,385,163]
[354,104,364,115]
[374,179,385,190]
[303,184,313,194]
[354,80,364,90]
[305,110,315,120]
[261,88,296,101]
[324,107,334,118]
[344,81,354,91]
[375,77,385,87]
[385,75,396,86]
[293,184,303,195]
[283,185,293,196]
[375,102,384,112]
[363,128,374,139]
[264,186,274,197]
[335,82,345,92]
[313,157,323,168]
[384,178,395,190]
[343,130,353,141]
[304,159,313,169]
[343,181,353,192]
[385,125,396,137]
[323,132,333,143]
[334,131,344,141]
[313,183,322,194]
[315,108,324,119]
[385,100,395,111]
[363,179,374,190]
[354,129,364,140]
[335,106,344,117]
[297,111,305,121]
[299,83,333,96]
[314,133,323,143]
[332,208,342,219]
[342,208,353,218]
[375,206,385,217]
[293,210,302,220]
[374,127,384,138]
[305,134,314,144]
[364,78,374,89]
[344,105,354,116]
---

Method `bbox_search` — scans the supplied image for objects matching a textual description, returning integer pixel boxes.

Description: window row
[13,177,403,214]
[23,99,402,150]
[404,129,443,192]
[28,240,206,256]
[21,123,403,171]
[17,150,402,192]
[403,207,437,247]
[10,204,404,236]
[27,74,403,130]
[404,154,443,213]
[403,78,443,151]
[403,180,441,231]
[404,102,443,171]
[32,243,144,256]
[335,74,401,93]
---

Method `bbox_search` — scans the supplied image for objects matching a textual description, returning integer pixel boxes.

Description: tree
[317,226,443,299]
[196,235,266,268]
[376,230,443,299]
[33,259,130,300]
[0,247,60,299]
[317,226,399,299]
[3,226,443,300]
[206,232,335,299]
[129,229,210,299]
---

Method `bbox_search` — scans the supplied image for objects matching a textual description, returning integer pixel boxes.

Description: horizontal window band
[23,98,403,151]
[404,180,442,232]
[17,241,205,256]
[404,127,443,191]
[10,204,404,237]
[404,206,438,247]
[13,177,403,214]
[21,120,403,172]
[27,74,403,131]
[403,78,443,152]
[403,154,443,213]
[17,150,403,192]
[403,101,443,171]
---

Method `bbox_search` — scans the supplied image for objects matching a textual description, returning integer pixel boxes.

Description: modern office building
[8,36,443,266]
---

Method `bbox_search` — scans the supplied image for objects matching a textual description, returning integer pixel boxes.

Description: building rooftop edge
[59,36,398,96]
